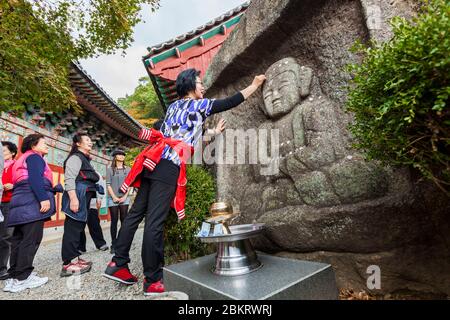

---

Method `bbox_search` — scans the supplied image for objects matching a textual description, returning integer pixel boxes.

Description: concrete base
[163,253,339,300]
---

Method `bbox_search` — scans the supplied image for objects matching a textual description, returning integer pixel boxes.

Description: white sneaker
[3,278,15,292]
[9,273,48,293]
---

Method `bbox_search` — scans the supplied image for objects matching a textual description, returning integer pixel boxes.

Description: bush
[124,146,143,167]
[164,165,216,261]
[346,0,450,192]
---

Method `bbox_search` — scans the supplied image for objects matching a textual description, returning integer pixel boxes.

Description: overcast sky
[79,0,247,101]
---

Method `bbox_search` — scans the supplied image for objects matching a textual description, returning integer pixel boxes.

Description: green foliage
[0,1,76,112]
[165,165,216,261]
[346,0,450,192]
[124,146,143,167]
[0,0,159,113]
[118,76,164,126]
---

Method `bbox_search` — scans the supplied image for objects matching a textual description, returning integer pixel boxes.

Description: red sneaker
[102,261,138,285]
[77,258,93,267]
[143,279,165,296]
[60,261,91,277]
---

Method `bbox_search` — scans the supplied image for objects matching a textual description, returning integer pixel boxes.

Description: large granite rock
[203,0,450,297]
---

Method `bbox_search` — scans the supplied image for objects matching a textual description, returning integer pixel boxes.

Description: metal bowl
[197,223,266,276]
[197,223,265,243]
[206,213,238,224]
[209,201,234,217]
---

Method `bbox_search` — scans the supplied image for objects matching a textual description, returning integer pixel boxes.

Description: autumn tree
[118,76,163,127]
[0,0,159,113]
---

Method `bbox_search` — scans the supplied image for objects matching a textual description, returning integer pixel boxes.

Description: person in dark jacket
[60,133,100,277]
[78,170,108,253]
[0,141,17,281]
[4,134,60,293]
[103,68,266,296]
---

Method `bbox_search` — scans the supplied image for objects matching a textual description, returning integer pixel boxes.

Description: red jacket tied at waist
[120,128,193,220]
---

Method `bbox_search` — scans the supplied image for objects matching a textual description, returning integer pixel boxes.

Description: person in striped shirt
[104,68,266,296]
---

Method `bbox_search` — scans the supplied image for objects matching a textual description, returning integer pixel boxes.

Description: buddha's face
[263,62,301,119]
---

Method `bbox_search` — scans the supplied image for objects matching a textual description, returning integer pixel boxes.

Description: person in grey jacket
[60,133,99,277]
[106,149,131,254]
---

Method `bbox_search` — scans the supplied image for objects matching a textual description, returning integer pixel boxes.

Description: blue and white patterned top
[160,98,215,166]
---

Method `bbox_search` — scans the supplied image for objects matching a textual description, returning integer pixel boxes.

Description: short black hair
[21,133,45,153]
[1,141,18,159]
[176,68,200,98]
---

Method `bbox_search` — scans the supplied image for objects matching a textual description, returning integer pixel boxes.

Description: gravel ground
[0,225,188,300]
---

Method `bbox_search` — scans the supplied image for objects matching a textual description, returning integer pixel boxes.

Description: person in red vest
[4,134,62,293]
[103,68,266,296]
[0,141,17,281]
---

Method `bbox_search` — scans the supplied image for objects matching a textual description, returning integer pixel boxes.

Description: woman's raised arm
[209,75,266,115]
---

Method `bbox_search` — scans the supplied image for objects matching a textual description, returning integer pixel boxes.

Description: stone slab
[163,253,339,300]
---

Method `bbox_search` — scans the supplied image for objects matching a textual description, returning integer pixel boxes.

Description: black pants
[0,203,14,274]
[61,191,94,264]
[78,208,107,251]
[112,178,176,283]
[8,219,44,281]
[109,204,129,249]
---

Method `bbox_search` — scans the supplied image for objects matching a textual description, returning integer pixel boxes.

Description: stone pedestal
[163,253,339,300]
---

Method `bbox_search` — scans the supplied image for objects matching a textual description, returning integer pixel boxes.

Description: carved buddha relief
[262,57,312,119]
[253,57,387,208]
[254,58,314,181]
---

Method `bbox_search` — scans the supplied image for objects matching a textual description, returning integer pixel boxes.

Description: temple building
[143,2,249,110]
[0,62,143,227]
[0,2,250,228]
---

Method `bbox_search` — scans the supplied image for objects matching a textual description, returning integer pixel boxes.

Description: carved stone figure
[204,0,450,297]
[262,57,312,119]
[256,57,387,207]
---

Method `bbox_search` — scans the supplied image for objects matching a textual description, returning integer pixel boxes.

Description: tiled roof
[145,2,249,57]
[143,1,250,110]
[69,61,144,140]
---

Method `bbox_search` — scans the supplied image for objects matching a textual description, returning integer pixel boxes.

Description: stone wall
[203,0,450,297]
